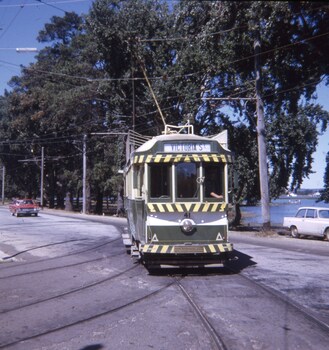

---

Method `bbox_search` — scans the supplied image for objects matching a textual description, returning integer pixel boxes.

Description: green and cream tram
[124,124,234,268]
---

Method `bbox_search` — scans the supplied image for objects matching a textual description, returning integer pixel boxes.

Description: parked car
[283,207,329,240]
[9,199,40,217]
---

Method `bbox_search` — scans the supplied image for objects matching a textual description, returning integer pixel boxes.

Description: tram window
[150,163,170,198]
[133,165,144,197]
[204,164,224,199]
[176,163,198,199]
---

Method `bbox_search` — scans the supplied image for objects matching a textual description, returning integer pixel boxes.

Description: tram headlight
[181,218,196,233]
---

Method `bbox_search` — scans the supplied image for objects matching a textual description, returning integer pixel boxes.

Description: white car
[283,207,329,240]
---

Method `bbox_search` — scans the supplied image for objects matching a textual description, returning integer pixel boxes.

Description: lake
[240,198,329,226]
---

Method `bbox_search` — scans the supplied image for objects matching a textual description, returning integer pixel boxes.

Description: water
[240,198,329,226]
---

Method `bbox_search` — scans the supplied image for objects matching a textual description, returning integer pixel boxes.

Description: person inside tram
[204,164,224,201]
[210,192,224,200]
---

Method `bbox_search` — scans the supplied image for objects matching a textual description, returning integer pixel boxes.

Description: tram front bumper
[140,242,234,266]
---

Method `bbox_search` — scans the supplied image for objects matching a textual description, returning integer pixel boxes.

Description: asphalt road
[0,206,328,350]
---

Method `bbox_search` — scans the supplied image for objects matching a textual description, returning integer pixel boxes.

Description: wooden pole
[254,30,271,228]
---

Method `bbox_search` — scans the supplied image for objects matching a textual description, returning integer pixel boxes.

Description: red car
[9,199,40,217]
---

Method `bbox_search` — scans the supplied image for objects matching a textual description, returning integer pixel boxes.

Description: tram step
[131,246,140,257]
[122,233,132,246]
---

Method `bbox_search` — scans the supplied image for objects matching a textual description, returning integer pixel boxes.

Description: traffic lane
[0,207,215,350]
[0,208,123,261]
[3,257,329,350]
[1,209,328,349]
[1,266,217,350]
[229,232,329,326]
[178,272,329,350]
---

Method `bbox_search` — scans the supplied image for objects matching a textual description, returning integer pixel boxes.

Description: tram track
[167,262,329,350]
[0,268,179,349]
[0,264,139,314]
[0,236,123,277]
[2,259,329,349]
[1,235,122,263]
[0,236,133,314]
[2,253,223,350]
[1,208,328,349]
[173,276,228,350]
[234,266,329,333]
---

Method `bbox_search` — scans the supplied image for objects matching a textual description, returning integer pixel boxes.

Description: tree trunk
[254,30,271,228]
[228,203,242,227]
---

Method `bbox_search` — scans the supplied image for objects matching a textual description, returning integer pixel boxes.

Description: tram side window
[176,162,198,199]
[150,163,170,198]
[204,164,224,199]
[133,165,144,197]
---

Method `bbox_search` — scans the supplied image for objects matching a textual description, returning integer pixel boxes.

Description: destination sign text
[163,142,211,153]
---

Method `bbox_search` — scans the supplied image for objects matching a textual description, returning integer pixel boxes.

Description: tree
[169,1,329,225]
[1,0,329,218]
[320,152,329,202]
[87,0,177,134]
[2,12,114,209]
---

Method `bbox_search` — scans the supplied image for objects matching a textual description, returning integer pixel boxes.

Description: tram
[123,123,234,269]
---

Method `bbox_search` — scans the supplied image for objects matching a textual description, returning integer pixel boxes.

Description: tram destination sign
[163,142,211,153]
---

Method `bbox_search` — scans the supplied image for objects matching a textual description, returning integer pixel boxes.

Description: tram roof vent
[163,123,194,135]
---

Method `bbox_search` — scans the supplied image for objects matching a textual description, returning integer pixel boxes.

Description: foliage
[170,0,329,201]
[0,0,329,209]
[319,152,329,202]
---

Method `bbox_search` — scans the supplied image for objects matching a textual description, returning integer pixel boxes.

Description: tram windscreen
[150,163,170,198]
[176,163,198,199]
[204,164,224,199]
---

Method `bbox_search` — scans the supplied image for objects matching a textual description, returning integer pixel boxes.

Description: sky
[0,0,328,189]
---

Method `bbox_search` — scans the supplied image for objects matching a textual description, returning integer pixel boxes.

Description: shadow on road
[146,249,257,276]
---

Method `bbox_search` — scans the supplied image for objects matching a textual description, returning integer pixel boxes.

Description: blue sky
[0,0,328,189]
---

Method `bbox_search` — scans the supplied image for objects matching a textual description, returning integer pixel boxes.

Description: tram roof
[136,133,218,153]
[125,130,234,168]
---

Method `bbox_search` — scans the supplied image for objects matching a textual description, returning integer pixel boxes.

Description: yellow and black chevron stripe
[141,243,233,254]
[133,153,232,164]
[147,202,227,213]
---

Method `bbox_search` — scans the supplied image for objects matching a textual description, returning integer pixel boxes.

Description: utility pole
[1,165,5,205]
[131,57,136,132]
[254,29,271,228]
[82,134,87,214]
[40,147,44,208]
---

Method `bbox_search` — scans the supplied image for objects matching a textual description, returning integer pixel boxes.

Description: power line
[0,1,25,41]
[0,0,90,8]
[35,0,67,14]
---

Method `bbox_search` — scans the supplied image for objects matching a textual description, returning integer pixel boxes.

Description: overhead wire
[0,0,26,41]
[2,25,327,93]
[35,0,68,14]
[0,0,90,8]
[0,3,327,146]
